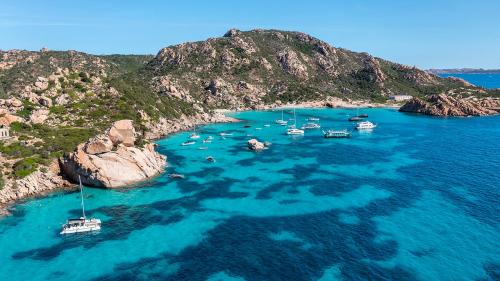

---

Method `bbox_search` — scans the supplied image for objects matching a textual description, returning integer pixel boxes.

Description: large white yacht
[61,176,101,235]
[355,121,377,130]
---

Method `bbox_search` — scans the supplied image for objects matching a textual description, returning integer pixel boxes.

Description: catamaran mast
[78,175,86,219]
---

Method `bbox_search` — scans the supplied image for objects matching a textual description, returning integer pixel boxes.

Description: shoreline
[0,100,399,216]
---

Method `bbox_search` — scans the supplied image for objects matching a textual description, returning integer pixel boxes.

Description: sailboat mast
[79,176,86,219]
[294,108,297,126]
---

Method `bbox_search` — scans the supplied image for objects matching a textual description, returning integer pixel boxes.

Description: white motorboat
[219,132,233,136]
[287,127,305,135]
[355,121,377,130]
[181,141,196,146]
[61,176,101,235]
[307,117,320,121]
[301,123,321,130]
[203,138,212,143]
[263,124,271,127]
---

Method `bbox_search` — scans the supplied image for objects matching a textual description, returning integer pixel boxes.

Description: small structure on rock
[0,125,9,139]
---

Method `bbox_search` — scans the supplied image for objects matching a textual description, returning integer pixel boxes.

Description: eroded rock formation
[61,120,166,188]
[399,94,500,116]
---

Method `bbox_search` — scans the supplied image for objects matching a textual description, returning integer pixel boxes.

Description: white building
[389,95,413,101]
[0,125,9,139]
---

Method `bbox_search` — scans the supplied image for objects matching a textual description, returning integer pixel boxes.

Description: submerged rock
[61,120,166,188]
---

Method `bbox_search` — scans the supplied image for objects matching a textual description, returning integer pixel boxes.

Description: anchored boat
[355,121,377,130]
[301,123,321,130]
[287,109,304,135]
[275,110,288,126]
[60,176,101,235]
[323,129,351,138]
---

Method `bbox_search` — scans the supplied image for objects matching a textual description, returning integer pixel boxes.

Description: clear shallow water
[0,108,499,281]
[439,73,500,89]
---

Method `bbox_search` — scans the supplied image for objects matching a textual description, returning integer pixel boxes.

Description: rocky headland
[399,94,500,116]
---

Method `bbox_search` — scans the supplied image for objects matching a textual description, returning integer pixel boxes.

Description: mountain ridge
[1,28,499,208]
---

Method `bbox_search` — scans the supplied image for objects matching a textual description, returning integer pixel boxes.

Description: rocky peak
[224,28,242,37]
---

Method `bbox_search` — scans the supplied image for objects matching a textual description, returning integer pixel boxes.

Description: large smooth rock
[84,135,113,154]
[107,119,136,146]
[61,120,166,188]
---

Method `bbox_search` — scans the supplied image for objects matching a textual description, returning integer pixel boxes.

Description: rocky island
[1,28,499,211]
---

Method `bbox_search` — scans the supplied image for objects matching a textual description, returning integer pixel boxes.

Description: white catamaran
[60,176,101,235]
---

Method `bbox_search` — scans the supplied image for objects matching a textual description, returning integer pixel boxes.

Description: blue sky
[1,0,499,69]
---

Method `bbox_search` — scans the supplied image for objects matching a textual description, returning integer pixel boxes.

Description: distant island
[428,68,500,74]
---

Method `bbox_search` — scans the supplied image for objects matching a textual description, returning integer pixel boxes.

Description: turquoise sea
[439,73,500,89]
[0,108,499,281]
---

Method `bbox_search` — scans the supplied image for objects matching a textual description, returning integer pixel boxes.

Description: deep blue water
[439,73,500,89]
[0,108,499,281]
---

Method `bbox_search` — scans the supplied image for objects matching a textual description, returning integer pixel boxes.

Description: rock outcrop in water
[61,120,166,188]
[248,139,265,151]
[399,94,500,116]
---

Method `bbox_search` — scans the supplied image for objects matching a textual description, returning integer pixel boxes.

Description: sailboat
[189,125,200,139]
[60,176,101,234]
[287,109,304,135]
[275,110,288,126]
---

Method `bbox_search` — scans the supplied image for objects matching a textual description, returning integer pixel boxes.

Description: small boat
[198,146,208,150]
[358,114,368,118]
[203,138,212,143]
[190,125,200,139]
[181,141,196,146]
[355,121,377,130]
[206,156,216,162]
[169,173,185,179]
[60,176,101,235]
[287,109,305,135]
[243,124,252,128]
[307,117,320,121]
[255,127,262,130]
[263,124,271,127]
[348,116,363,122]
[323,129,351,138]
[219,132,233,136]
[301,123,321,130]
[275,110,288,126]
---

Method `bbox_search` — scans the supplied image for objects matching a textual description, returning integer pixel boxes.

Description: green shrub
[13,156,44,178]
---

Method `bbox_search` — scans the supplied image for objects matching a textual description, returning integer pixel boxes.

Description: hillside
[0,28,498,193]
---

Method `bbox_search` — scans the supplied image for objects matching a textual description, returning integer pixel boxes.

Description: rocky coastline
[399,94,500,116]
[0,99,395,215]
